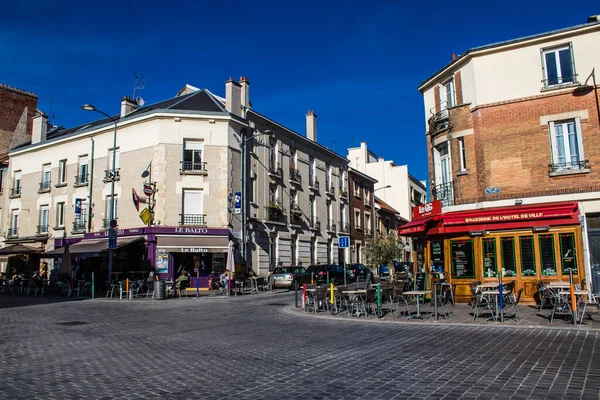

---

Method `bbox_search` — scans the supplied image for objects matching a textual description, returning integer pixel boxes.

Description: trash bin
[154,280,166,300]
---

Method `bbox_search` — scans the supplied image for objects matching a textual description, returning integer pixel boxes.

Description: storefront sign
[413,200,442,219]
[430,241,444,272]
[443,203,578,226]
[451,239,475,278]
[86,226,230,239]
[181,247,209,253]
[156,249,169,273]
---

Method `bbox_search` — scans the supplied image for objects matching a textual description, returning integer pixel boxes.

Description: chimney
[121,96,137,117]
[239,76,250,115]
[451,53,457,61]
[225,78,242,117]
[32,113,48,144]
[306,110,317,142]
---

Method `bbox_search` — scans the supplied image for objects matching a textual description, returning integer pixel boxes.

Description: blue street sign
[338,236,350,249]
[74,198,82,218]
[234,191,241,214]
[108,228,117,250]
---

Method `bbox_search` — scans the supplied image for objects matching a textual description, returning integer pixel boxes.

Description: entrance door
[588,231,600,295]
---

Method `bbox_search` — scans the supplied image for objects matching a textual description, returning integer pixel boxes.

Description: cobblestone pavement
[1,292,599,400]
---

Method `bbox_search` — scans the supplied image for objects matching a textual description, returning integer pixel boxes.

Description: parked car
[379,261,414,278]
[272,266,311,290]
[345,263,371,282]
[306,264,346,285]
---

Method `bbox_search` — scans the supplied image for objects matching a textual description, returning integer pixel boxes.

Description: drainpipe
[88,138,94,232]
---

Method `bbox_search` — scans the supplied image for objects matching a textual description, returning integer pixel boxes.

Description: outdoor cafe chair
[503,288,524,321]
[469,281,481,311]
[578,293,600,324]
[307,287,329,314]
[472,287,493,321]
[426,285,452,320]
[549,288,572,323]
[178,281,189,298]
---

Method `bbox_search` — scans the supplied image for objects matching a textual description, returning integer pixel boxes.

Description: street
[1,293,599,400]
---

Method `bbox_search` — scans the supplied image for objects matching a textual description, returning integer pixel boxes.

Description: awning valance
[156,236,229,250]
[45,236,144,256]
[397,217,438,236]
[0,244,43,255]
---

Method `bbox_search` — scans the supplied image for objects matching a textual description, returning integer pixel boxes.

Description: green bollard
[92,272,95,299]
[377,283,381,318]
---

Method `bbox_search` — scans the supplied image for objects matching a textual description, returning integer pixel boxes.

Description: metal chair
[504,288,524,321]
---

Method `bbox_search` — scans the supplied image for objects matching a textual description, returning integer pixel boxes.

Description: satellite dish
[136,96,145,107]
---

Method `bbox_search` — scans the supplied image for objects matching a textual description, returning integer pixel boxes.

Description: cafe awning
[397,216,438,236]
[45,236,144,256]
[0,244,43,255]
[156,235,229,251]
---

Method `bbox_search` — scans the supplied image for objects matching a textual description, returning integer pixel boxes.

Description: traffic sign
[108,228,117,249]
[143,184,153,197]
[338,236,350,249]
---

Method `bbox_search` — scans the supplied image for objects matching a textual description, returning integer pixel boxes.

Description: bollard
[498,274,504,322]
[126,278,129,299]
[295,284,299,308]
[91,272,95,300]
[433,282,438,321]
[327,271,329,286]
[344,263,347,286]
[569,268,576,325]
[311,273,314,285]
[302,284,307,311]
[377,283,381,318]
[330,283,334,304]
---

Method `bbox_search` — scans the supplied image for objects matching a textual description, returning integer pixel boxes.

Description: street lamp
[374,184,392,193]
[82,104,118,285]
[238,129,273,268]
[141,162,157,226]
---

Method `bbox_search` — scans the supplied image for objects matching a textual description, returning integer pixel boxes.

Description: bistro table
[403,290,431,319]
[342,289,367,317]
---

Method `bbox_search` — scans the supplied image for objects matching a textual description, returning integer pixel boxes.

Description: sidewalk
[292,300,600,330]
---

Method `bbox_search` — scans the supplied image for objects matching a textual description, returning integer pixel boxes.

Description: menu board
[501,237,516,276]
[482,238,497,278]
[519,236,536,276]
[539,234,556,275]
[559,233,577,274]
[415,272,427,291]
[451,240,475,278]
[430,241,444,272]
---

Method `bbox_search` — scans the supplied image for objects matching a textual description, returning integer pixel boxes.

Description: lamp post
[141,162,157,226]
[82,104,118,285]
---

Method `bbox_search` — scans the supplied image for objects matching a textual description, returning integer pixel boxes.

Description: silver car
[272,266,310,290]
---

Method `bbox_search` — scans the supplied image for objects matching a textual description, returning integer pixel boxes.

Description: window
[56,202,65,227]
[559,233,577,274]
[39,206,49,234]
[433,142,453,206]
[182,140,204,172]
[77,156,89,185]
[353,180,360,197]
[12,170,22,196]
[354,209,361,229]
[106,195,118,221]
[309,197,315,224]
[339,204,345,227]
[73,199,88,231]
[519,236,537,276]
[41,164,51,190]
[182,189,204,225]
[364,187,370,205]
[365,213,371,233]
[542,44,575,86]
[458,137,467,171]
[549,118,584,171]
[440,78,455,108]
[10,209,19,236]
[251,174,257,204]
[107,148,120,179]
[58,159,67,184]
[451,239,475,278]
[482,238,497,278]
[500,237,516,277]
[539,234,556,276]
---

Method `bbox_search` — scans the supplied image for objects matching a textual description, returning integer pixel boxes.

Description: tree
[365,231,405,281]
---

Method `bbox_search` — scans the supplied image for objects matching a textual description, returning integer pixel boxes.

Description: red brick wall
[454,71,463,105]
[348,171,375,245]
[0,84,37,154]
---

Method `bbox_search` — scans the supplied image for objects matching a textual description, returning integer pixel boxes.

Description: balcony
[428,106,452,134]
[309,176,319,192]
[103,168,121,182]
[72,220,87,233]
[542,74,578,89]
[339,223,350,234]
[36,225,49,235]
[290,204,302,225]
[179,214,207,226]
[266,202,286,224]
[365,227,372,235]
[38,181,51,194]
[268,161,283,179]
[9,187,22,199]
[310,218,321,231]
[548,160,589,175]
[180,161,207,175]
[102,218,118,229]
[433,182,454,207]
[74,174,89,188]
[326,220,337,233]
[326,183,335,197]
[339,187,348,201]
[6,228,18,238]
[289,168,302,185]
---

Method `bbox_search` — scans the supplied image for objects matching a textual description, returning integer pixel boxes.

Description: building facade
[348,168,376,264]
[409,15,600,300]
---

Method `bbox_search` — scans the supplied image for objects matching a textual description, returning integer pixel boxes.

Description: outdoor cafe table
[403,290,431,319]
[554,289,589,323]
[342,289,367,317]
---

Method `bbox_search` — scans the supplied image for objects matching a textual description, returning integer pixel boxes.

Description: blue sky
[1,1,597,181]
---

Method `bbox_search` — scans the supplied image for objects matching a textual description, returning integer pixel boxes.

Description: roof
[348,167,377,183]
[418,19,600,91]
[374,196,398,214]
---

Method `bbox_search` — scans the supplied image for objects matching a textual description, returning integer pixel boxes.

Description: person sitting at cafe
[175,270,189,293]
[219,270,229,290]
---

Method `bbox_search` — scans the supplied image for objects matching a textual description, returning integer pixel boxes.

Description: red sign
[132,188,140,211]
[442,202,578,226]
[413,200,442,219]
[143,185,153,197]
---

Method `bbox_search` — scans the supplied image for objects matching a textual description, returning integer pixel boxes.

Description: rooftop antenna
[132,69,145,99]
[48,96,56,125]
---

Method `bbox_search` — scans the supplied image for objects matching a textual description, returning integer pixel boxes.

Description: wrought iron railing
[340,223,350,233]
[179,214,207,225]
[339,187,347,199]
[309,176,319,190]
[6,228,18,237]
[289,168,302,184]
[326,221,337,233]
[311,218,321,230]
[39,181,52,193]
[104,168,121,182]
[268,161,283,177]
[542,74,578,87]
[266,203,286,223]
[548,160,588,173]
[326,183,335,196]
[9,187,22,198]
[433,182,454,207]
[74,174,89,186]
[36,225,49,235]
[72,220,87,232]
[428,108,451,133]
[180,161,207,174]
[102,218,119,229]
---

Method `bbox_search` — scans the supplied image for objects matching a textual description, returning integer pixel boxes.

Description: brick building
[402,15,600,301]
[0,84,38,156]
[348,168,376,264]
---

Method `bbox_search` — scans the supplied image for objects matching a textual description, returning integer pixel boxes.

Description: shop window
[450,239,474,278]
[539,234,557,276]
[500,237,516,277]
[482,238,497,278]
[559,232,577,274]
[519,236,537,277]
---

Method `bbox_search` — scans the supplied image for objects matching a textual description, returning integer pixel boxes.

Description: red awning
[397,216,438,235]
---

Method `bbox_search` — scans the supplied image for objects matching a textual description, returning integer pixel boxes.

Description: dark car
[272,266,311,290]
[379,261,414,278]
[306,264,346,285]
[345,263,371,282]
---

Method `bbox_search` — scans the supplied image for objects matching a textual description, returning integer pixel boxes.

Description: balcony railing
[428,102,452,134]
[548,160,589,174]
[326,220,337,233]
[309,176,319,191]
[179,214,207,226]
[326,183,335,196]
[339,187,348,199]
[74,174,89,187]
[433,182,454,207]
[9,187,22,198]
[38,181,52,193]
[289,168,302,184]
[266,202,286,223]
[311,218,321,230]
[72,220,87,233]
[6,228,18,237]
[102,218,119,229]
[268,161,283,178]
[542,74,578,88]
[365,227,372,235]
[180,161,207,174]
[103,168,121,182]
[340,223,350,233]
[36,225,49,235]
